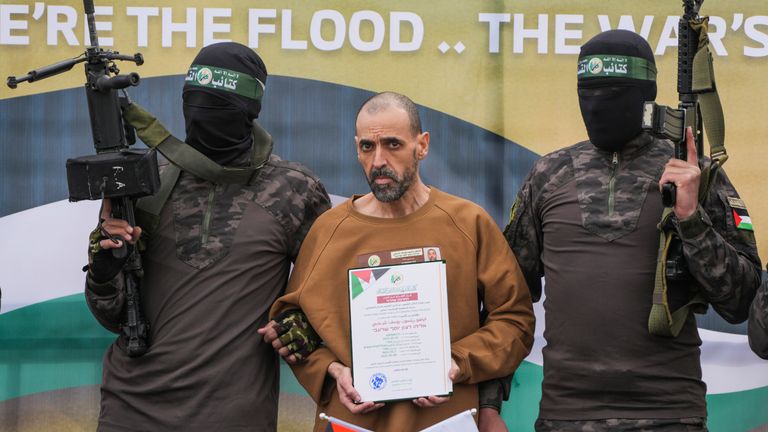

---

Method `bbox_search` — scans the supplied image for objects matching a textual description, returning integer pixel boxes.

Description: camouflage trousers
[535,417,707,432]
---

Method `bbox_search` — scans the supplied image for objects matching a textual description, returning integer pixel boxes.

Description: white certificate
[348,260,452,402]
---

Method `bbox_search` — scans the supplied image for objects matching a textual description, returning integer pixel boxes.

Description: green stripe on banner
[501,361,542,431]
[707,386,768,431]
[280,361,308,395]
[0,294,115,401]
[2,295,768,431]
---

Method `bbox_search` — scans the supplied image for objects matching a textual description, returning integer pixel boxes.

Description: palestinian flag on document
[349,268,391,299]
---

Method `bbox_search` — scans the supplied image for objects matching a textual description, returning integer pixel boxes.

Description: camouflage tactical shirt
[504,132,761,420]
[86,154,331,432]
[748,266,768,359]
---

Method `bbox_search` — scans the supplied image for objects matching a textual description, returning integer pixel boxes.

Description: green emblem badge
[195,67,213,85]
[367,255,381,266]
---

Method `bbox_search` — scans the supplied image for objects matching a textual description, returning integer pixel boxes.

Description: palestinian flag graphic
[322,414,373,431]
[349,268,391,299]
[733,209,753,231]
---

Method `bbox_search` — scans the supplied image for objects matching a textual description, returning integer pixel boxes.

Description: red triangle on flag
[352,269,372,283]
[323,417,372,432]
[330,423,359,432]
[733,209,742,227]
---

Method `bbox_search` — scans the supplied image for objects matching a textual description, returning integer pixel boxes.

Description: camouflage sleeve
[84,224,125,334]
[289,178,331,261]
[503,172,544,302]
[748,268,768,359]
[85,274,124,334]
[676,169,762,323]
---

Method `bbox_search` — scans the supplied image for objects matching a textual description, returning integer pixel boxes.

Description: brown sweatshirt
[271,187,535,432]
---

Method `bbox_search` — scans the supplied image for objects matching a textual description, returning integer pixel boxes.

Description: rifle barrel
[95,73,140,91]
[84,0,98,48]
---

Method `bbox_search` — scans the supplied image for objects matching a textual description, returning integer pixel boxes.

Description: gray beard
[366,157,418,203]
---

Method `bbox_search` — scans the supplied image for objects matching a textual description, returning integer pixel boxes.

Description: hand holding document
[348,260,452,403]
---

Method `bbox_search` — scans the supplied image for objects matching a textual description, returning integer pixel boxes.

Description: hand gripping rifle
[7,0,159,356]
[642,0,728,206]
[642,0,704,207]
[642,0,729,337]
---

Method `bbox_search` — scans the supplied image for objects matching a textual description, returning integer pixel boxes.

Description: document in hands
[348,260,452,402]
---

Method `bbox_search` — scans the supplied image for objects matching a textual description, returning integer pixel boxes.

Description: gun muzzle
[95,72,140,91]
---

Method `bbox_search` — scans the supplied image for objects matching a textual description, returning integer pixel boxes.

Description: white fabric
[418,409,478,432]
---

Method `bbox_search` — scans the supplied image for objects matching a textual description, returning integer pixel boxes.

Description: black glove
[87,222,130,284]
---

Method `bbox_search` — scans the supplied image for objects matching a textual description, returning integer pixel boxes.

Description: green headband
[577,54,657,81]
[185,64,265,101]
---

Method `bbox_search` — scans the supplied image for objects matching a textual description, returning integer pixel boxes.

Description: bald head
[356,92,422,137]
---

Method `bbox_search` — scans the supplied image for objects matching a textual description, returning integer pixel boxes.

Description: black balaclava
[183,42,268,165]
[577,30,657,152]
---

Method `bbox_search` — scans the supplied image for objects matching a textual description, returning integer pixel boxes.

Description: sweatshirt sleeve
[450,212,535,384]
[676,169,762,323]
[271,220,341,405]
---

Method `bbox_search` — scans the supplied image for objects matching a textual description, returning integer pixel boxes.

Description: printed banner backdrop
[1,1,766,430]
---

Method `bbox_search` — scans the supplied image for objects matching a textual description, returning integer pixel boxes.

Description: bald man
[270,92,534,432]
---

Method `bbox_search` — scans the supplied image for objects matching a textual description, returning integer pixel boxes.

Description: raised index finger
[685,126,698,166]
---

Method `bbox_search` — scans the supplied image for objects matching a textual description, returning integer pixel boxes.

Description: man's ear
[417,131,430,160]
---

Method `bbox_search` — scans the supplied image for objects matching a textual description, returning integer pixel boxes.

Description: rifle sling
[649,15,728,338]
[135,164,181,242]
[649,209,708,337]
[151,127,270,186]
[129,105,273,236]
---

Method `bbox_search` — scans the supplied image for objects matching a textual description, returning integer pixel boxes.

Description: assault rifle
[644,0,730,336]
[7,0,158,356]
[641,0,705,207]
